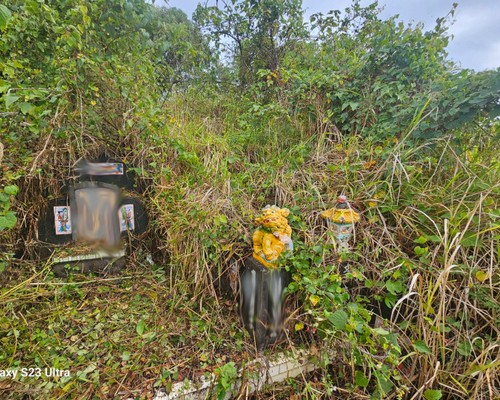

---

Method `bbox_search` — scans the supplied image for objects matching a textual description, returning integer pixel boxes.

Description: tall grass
[144,90,498,398]
[1,87,498,399]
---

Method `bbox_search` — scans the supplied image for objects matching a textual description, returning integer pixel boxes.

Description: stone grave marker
[37,157,148,276]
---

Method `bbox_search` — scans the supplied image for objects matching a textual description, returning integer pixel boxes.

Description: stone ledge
[153,348,331,400]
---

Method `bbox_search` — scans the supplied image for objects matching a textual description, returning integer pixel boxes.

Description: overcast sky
[161,0,500,71]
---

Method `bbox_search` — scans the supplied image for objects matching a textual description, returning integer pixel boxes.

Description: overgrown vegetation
[1,0,498,399]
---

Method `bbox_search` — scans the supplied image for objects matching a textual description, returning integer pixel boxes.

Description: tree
[147,7,212,94]
[0,0,173,189]
[278,1,500,141]
[194,0,307,87]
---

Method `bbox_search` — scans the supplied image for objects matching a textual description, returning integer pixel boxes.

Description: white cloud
[447,3,500,70]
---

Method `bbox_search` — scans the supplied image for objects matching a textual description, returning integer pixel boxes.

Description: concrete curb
[153,349,325,399]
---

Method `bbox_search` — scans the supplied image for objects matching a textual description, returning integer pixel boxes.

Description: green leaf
[414,235,428,244]
[414,340,432,354]
[384,292,397,308]
[4,185,18,196]
[5,93,20,108]
[136,319,145,336]
[355,370,369,387]
[0,192,11,204]
[386,280,404,295]
[0,4,12,30]
[294,321,304,331]
[218,362,237,389]
[460,232,479,248]
[19,102,35,115]
[328,309,348,330]
[414,246,429,256]
[377,373,394,395]
[457,340,472,356]
[214,214,227,225]
[216,362,238,400]
[0,79,10,93]
[0,261,6,274]
[373,327,390,336]
[423,389,443,400]
[83,364,96,374]
[475,270,489,283]
[0,211,17,231]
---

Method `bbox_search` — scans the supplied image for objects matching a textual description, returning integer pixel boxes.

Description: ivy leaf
[423,389,442,400]
[328,309,348,330]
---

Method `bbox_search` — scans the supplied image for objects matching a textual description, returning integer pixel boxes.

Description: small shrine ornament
[321,195,360,250]
[252,205,293,268]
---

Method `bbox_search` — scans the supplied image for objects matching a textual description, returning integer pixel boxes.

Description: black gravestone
[37,157,148,276]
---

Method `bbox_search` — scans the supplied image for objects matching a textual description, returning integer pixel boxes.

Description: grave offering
[240,206,293,349]
[37,157,148,276]
[321,195,360,250]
